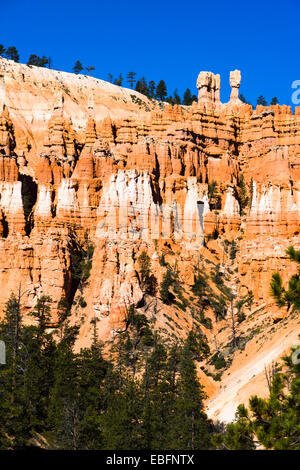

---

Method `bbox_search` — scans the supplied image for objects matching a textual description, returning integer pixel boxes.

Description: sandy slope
[206,318,300,423]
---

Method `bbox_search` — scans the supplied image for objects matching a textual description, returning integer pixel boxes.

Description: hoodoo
[0,57,299,422]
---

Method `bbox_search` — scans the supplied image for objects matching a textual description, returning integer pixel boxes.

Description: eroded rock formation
[0,57,299,361]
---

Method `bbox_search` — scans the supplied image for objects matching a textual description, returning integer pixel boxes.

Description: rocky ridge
[0,57,300,419]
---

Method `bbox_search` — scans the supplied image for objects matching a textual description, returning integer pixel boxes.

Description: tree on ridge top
[72,60,83,74]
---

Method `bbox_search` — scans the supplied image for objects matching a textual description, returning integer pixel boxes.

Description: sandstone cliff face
[0,58,299,413]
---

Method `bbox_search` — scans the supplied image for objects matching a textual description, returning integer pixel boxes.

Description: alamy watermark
[95,200,205,245]
[291,81,300,104]
[0,340,5,364]
[291,347,300,365]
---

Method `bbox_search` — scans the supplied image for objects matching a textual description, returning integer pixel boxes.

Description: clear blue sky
[2,0,300,105]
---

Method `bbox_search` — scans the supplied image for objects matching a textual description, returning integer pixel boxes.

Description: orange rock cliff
[0,57,299,420]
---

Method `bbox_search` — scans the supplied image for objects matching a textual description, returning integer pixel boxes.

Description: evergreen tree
[48,325,81,449]
[72,60,83,74]
[138,251,157,295]
[126,72,137,89]
[220,348,300,449]
[114,73,123,86]
[192,271,210,316]
[27,54,40,66]
[27,55,48,67]
[185,330,210,361]
[256,95,267,106]
[239,94,251,105]
[271,246,300,311]
[101,376,144,449]
[148,80,156,99]
[183,88,193,105]
[270,97,279,105]
[160,266,176,304]
[0,45,6,56]
[39,56,49,67]
[30,296,52,338]
[170,339,212,449]
[173,88,181,105]
[86,66,95,76]
[237,173,249,214]
[5,46,19,62]
[135,77,149,97]
[156,80,167,101]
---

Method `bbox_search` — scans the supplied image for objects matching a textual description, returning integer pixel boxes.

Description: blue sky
[1,0,300,105]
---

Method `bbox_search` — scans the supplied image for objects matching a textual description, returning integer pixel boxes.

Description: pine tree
[160,266,175,304]
[221,348,300,449]
[239,94,251,105]
[30,296,52,339]
[126,72,137,89]
[30,55,48,67]
[237,173,249,214]
[86,66,95,76]
[27,54,48,67]
[138,251,157,295]
[114,73,123,86]
[48,325,81,449]
[0,45,6,56]
[148,80,156,99]
[257,95,267,106]
[183,88,193,105]
[170,340,212,449]
[270,97,279,105]
[173,88,181,105]
[5,46,19,62]
[270,246,300,312]
[156,80,167,101]
[135,77,149,97]
[72,60,83,74]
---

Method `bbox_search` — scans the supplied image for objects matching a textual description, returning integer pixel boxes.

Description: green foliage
[220,349,300,449]
[30,296,52,333]
[170,340,213,449]
[208,180,218,199]
[239,94,251,105]
[237,311,246,323]
[210,294,227,321]
[135,77,149,97]
[114,73,123,86]
[1,286,298,450]
[185,330,210,361]
[270,97,279,105]
[5,46,19,62]
[229,240,238,261]
[166,89,181,105]
[192,269,212,328]
[235,290,254,322]
[126,71,137,89]
[72,60,83,74]
[138,251,157,295]
[210,352,227,370]
[156,80,167,101]
[183,88,197,106]
[148,80,156,99]
[270,246,300,312]
[160,266,176,305]
[237,174,249,213]
[257,95,267,106]
[86,66,95,76]
[27,54,49,67]
[70,236,94,290]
